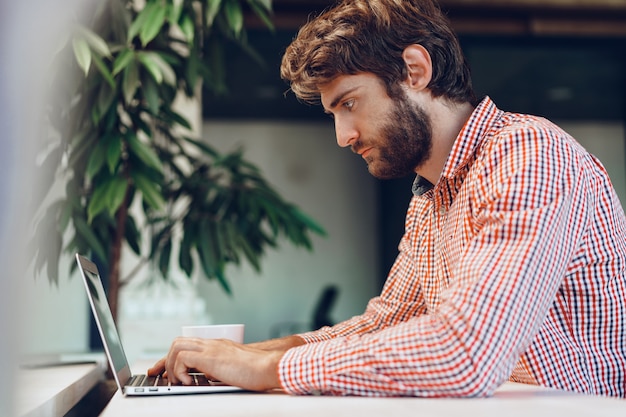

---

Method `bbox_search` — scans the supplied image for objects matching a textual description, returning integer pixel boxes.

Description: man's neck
[417,99,475,185]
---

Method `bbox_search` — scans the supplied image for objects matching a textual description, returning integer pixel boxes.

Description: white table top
[15,354,106,417]
[98,361,626,417]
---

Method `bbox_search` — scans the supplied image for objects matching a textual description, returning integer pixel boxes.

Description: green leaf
[214,268,232,295]
[212,220,226,262]
[249,0,271,11]
[72,37,91,76]
[86,141,106,180]
[149,223,171,258]
[165,109,192,130]
[142,74,161,114]
[32,203,64,282]
[122,58,140,104]
[46,234,62,286]
[74,216,108,262]
[184,48,199,92]
[247,0,274,31]
[126,133,163,172]
[169,0,183,25]
[224,0,243,36]
[105,176,129,216]
[206,0,223,26]
[59,201,73,235]
[140,3,167,46]
[113,48,134,76]
[137,51,163,84]
[159,239,172,277]
[236,232,261,272]
[222,221,241,264]
[179,219,197,276]
[180,14,194,43]
[125,215,141,255]
[87,184,109,223]
[76,26,112,58]
[151,52,177,85]
[96,83,117,122]
[292,206,327,236]
[198,220,217,277]
[128,2,153,41]
[138,51,177,86]
[258,197,279,236]
[91,54,116,89]
[106,135,122,173]
[132,172,166,211]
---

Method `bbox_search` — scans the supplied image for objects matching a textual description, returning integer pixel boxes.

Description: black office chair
[270,285,339,338]
[311,285,339,329]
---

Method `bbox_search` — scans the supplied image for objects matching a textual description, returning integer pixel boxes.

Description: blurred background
[12,0,626,377]
[2,1,92,415]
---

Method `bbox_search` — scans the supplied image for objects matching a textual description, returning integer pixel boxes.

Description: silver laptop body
[76,253,241,396]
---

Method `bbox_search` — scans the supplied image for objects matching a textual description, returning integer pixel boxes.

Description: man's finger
[171,350,204,385]
[147,357,166,376]
[163,338,204,381]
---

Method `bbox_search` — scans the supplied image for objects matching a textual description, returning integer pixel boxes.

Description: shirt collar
[412,175,433,196]
[412,96,503,197]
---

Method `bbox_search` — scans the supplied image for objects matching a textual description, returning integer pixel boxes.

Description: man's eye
[343,99,354,110]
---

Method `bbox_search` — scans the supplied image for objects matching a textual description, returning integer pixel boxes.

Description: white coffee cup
[181,324,245,343]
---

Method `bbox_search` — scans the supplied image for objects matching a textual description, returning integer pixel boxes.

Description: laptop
[75,253,242,396]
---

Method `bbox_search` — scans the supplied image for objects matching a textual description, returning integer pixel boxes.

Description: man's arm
[246,335,306,352]
[277,123,591,397]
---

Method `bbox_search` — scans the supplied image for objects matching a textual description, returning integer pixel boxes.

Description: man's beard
[357,95,433,180]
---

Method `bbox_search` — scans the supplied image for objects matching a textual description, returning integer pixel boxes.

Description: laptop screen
[76,254,130,380]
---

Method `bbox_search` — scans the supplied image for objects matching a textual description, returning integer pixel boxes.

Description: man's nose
[335,118,358,148]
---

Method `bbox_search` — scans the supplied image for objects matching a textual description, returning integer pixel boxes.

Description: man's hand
[147,338,284,392]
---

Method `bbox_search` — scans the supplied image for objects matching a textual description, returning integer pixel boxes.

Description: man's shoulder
[483,111,581,159]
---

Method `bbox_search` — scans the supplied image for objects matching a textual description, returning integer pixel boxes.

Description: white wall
[559,122,626,205]
[20,262,91,355]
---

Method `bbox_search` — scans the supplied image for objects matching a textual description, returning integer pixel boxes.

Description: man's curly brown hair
[280,0,476,105]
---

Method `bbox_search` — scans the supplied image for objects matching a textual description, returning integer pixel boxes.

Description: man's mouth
[353,144,373,158]
[360,148,373,158]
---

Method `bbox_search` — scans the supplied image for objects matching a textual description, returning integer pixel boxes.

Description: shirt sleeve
[297,200,429,344]
[279,122,590,397]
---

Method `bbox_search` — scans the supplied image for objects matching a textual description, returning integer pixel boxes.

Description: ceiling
[265,0,626,36]
[203,0,626,122]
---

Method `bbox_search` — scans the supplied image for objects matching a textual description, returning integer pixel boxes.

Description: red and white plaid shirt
[278,97,626,397]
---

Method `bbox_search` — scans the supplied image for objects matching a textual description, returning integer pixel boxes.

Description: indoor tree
[32,0,325,321]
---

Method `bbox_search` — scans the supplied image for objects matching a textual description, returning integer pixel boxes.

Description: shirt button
[438,207,447,215]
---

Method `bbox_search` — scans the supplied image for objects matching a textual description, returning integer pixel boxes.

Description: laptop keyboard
[141,373,225,387]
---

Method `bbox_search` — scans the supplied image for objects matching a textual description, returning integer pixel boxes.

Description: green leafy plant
[33,0,325,320]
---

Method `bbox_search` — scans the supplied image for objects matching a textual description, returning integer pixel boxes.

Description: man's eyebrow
[324,86,359,114]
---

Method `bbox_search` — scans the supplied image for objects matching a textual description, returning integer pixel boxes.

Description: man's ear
[402,44,432,91]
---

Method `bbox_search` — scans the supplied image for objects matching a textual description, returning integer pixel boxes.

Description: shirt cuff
[297,329,334,344]
[278,341,328,395]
